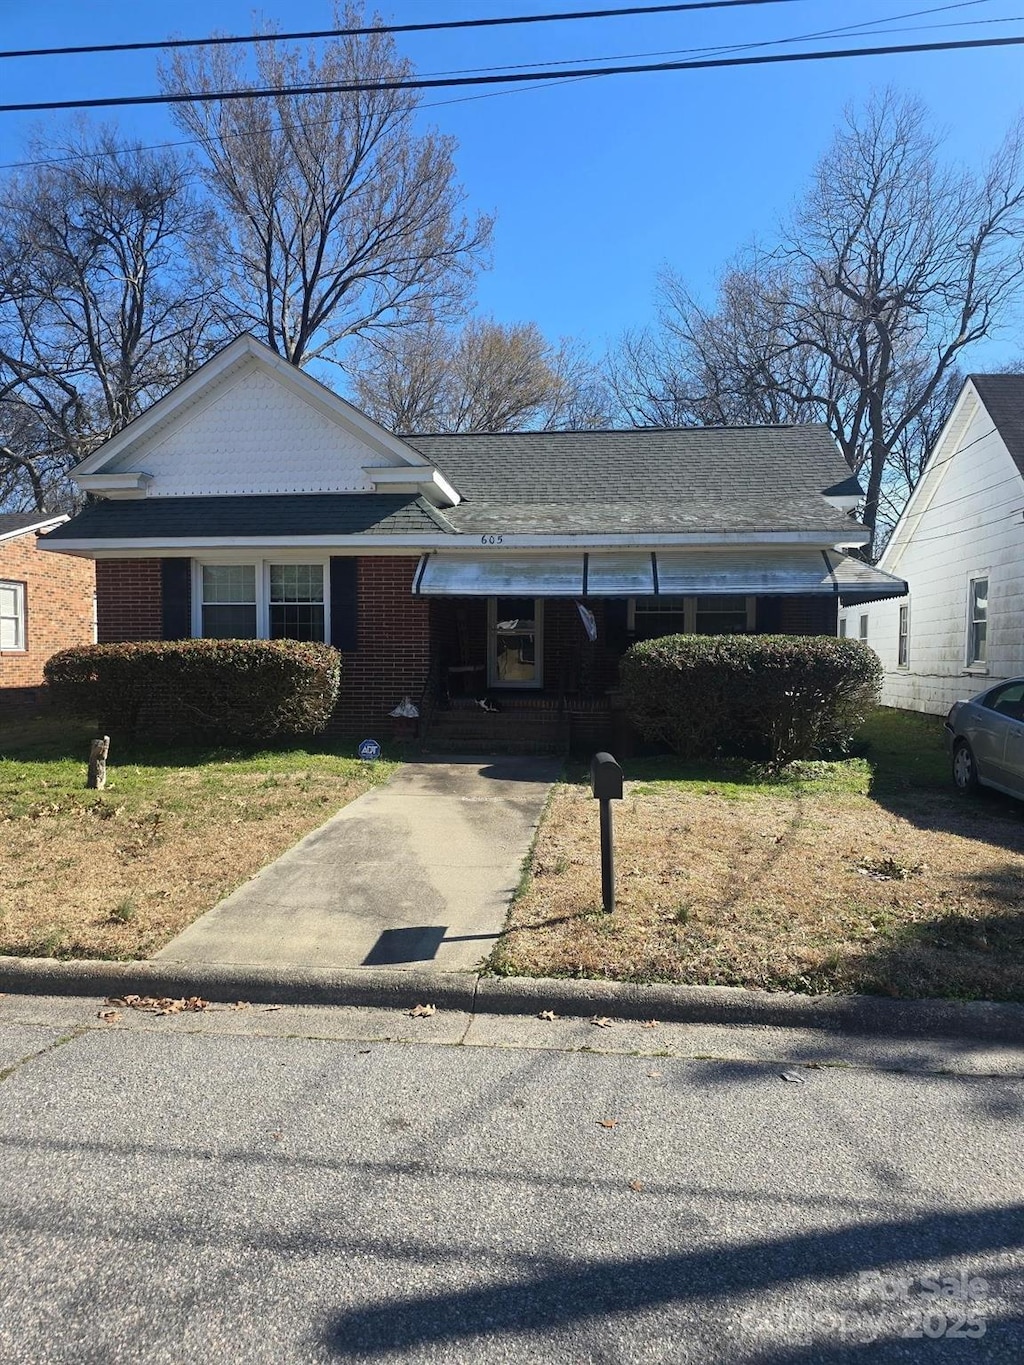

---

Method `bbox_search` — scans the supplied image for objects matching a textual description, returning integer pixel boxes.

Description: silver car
[946,678,1024,798]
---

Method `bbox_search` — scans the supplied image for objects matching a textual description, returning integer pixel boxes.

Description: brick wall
[0,533,95,705]
[95,559,164,642]
[332,556,431,736]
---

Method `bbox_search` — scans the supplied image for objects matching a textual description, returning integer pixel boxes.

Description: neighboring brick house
[1,512,96,711]
[41,334,905,747]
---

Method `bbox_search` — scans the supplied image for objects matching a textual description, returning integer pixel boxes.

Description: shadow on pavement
[320,1205,1024,1359]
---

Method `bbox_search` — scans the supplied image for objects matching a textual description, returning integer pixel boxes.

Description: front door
[488,597,543,688]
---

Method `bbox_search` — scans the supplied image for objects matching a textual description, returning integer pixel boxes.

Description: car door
[971,682,1024,792]
[995,683,1024,796]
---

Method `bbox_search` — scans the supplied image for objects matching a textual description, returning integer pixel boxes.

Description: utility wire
[2,31,1022,115]
[0,1,1004,167]
[0,1,811,61]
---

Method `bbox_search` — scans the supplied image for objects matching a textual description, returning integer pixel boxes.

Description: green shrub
[620,633,882,767]
[44,639,342,742]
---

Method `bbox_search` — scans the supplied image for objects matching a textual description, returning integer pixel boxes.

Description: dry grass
[0,717,395,960]
[493,710,1024,1001]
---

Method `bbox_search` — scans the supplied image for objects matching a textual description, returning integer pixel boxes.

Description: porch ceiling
[413,550,907,601]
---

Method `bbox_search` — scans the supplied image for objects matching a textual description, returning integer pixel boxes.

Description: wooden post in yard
[87,736,109,790]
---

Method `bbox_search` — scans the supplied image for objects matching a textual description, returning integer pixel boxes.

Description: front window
[695,595,748,635]
[269,564,325,642]
[859,614,869,642]
[633,595,687,640]
[0,580,26,651]
[197,561,327,641]
[838,618,847,639]
[968,577,988,666]
[898,603,910,668]
[631,595,754,640]
[201,565,257,638]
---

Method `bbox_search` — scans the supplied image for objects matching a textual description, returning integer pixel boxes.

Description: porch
[419,591,838,755]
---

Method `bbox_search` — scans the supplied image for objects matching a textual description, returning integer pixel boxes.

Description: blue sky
[1,1,1023,367]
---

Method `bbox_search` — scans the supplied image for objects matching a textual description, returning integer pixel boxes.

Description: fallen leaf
[538,1010,557,1021]
[647,1069,663,1079]
[233,1001,251,1010]
[597,1118,619,1129]
[358,1049,371,1055]
[107,994,210,1016]
[97,1009,120,1022]
[780,1071,805,1084]
[263,1005,284,1012]
[406,1003,437,1018]
[629,1179,645,1192]
[803,1062,823,1070]
[640,1020,660,1029]
[591,1016,613,1029]
[271,1132,284,1142]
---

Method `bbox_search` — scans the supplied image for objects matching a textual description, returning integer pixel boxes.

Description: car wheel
[952,740,979,793]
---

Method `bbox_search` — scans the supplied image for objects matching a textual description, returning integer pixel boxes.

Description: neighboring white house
[839,374,1024,716]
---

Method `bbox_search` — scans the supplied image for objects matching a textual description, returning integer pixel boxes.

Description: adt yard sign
[358,738,382,761]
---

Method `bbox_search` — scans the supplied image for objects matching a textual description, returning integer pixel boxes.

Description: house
[838,374,1024,717]
[40,334,905,748]
[1,512,96,711]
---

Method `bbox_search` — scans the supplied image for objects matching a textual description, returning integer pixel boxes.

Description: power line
[2,31,1023,115]
[2,2,993,170]
[0,1,810,61]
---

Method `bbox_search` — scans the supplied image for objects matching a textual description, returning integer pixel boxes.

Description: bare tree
[0,126,221,509]
[161,3,492,368]
[349,318,611,432]
[613,92,1024,556]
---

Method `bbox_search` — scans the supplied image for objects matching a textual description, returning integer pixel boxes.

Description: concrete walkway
[156,755,560,973]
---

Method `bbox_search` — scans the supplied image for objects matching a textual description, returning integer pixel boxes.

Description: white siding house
[839,375,1024,716]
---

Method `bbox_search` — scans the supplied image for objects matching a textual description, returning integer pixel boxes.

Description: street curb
[0,958,477,1013]
[1,956,1023,1042]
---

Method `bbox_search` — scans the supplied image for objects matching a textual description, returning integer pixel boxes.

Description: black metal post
[599,796,615,912]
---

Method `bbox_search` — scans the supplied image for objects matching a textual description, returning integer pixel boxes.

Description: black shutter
[161,558,191,640]
[756,596,782,634]
[330,556,358,651]
[604,598,630,652]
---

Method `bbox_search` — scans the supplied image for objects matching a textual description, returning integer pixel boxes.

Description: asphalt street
[0,992,1022,1364]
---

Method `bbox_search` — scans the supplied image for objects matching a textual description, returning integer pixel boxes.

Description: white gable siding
[839,398,1024,715]
[107,366,402,497]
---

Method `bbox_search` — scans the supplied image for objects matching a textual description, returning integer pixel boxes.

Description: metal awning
[413,549,907,602]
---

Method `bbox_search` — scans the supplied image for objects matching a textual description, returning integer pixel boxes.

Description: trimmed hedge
[44,639,342,742]
[620,633,882,766]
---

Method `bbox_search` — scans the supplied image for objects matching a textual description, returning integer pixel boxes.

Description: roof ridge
[405,422,830,438]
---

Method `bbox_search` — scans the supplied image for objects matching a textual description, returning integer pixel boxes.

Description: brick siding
[332,556,431,736]
[0,532,95,705]
[95,559,164,641]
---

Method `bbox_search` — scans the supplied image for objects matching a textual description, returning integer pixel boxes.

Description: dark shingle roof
[405,424,860,535]
[0,512,64,538]
[43,495,448,541]
[970,375,1024,477]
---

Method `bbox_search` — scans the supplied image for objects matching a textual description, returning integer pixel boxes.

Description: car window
[983,682,1024,720]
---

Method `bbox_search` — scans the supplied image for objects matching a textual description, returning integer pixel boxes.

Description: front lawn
[492,709,1024,1001]
[0,716,396,960]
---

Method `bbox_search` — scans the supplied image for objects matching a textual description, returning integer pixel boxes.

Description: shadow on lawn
[0,713,387,769]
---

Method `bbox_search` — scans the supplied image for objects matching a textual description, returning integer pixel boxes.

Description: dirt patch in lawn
[493,718,1024,1001]
[0,721,393,960]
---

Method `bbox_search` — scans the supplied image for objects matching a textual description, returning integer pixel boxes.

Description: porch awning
[412,549,906,603]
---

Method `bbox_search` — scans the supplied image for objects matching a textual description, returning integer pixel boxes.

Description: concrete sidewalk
[155,755,560,973]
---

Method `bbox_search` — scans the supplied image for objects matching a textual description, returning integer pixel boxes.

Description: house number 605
[480,534,504,545]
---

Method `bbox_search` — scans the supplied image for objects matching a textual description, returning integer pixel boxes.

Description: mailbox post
[590,751,624,912]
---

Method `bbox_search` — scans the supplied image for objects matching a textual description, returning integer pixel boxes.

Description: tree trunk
[87,736,109,790]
